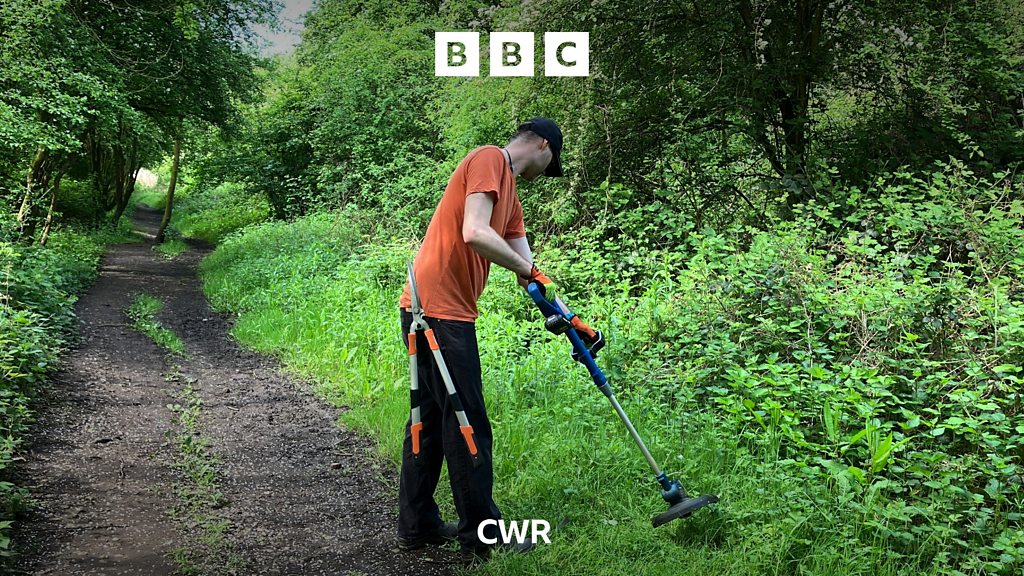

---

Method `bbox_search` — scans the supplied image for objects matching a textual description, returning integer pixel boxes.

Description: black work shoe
[396,521,458,551]
[459,539,535,565]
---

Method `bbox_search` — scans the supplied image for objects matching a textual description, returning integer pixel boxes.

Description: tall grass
[198,201,1016,575]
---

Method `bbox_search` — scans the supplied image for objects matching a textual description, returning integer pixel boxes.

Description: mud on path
[10,207,456,575]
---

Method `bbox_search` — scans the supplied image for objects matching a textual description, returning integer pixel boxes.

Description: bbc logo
[435,32,589,77]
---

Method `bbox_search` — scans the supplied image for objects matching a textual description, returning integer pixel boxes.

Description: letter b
[490,32,534,77]
[504,43,521,66]
[449,42,467,66]
[436,32,480,76]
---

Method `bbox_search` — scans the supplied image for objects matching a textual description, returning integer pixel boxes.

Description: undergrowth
[199,163,1023,576]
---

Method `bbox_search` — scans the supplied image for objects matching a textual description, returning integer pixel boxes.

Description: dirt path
[11,207,456,575]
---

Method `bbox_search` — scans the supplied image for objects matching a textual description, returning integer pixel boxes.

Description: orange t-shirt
[399,146,526,321]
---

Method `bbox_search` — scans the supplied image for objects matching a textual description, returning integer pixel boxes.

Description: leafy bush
[55,179,106,224]
[539,161,1023,574]
[0,221,106,561]
[171,181,270,244]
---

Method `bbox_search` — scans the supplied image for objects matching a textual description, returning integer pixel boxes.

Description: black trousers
[398,310,501,551]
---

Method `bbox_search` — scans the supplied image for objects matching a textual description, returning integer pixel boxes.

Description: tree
[63,0,274,241]
[511,0,1023,215]
[1,0,275,242]
[1,0,125,238]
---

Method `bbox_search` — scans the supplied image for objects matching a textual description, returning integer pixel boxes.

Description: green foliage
[178,2,1024,570]
[132,187,168,211]
[126,294,186,355]
[186,58,318,220]
[6,0,1019,572]
[171,182,270,244]
[201,207,378,313]
[0,0,276,240]
[541,162,1023,574]
[0,0,114,155]
[2,224,104,335]
[200,169,1022,574]
[55,179,109,224]
[202,0,1023,232]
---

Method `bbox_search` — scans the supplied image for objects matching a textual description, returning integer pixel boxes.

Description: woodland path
[10,206,456,575]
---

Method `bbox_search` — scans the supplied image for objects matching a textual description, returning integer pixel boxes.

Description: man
[396,117,562,561]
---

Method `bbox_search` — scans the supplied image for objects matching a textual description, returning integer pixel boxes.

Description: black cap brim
[545,149,563,177]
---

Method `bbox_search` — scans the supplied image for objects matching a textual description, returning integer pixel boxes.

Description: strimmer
[526,281,718,527]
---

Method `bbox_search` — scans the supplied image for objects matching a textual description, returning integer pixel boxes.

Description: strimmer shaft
[600,385,663,477]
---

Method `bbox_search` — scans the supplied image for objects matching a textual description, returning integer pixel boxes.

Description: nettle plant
[579,163,1023,573]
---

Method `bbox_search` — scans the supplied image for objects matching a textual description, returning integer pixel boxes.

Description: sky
[251,0,316,56]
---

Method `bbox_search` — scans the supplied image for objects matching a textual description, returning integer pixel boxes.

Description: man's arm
[463,192,533,277]
[507,236,534,289]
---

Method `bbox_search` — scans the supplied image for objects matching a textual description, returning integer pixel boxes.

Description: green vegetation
[131,165,270,245]
[3,0,1023,573]
[133,186,169,212]
[1,0,275,242]
[126,294,187,356]
[165,370,240,575]
[170,182,271,245]
[153,239,189,260]
[200,162,1023,574]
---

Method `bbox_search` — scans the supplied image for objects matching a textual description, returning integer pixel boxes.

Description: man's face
[522,142,553,182]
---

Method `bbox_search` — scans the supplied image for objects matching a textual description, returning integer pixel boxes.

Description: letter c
[557,42,577,67]
[478,519,498,545]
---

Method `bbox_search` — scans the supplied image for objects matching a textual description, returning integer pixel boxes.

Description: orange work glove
[519,264,556,296]
[570,315,598,342]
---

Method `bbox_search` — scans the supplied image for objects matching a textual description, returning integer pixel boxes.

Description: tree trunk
[17,146,50,241]
[87,130,109,211]
[156,129,181,243]
[112,144,126,217]
[112,164,140,224]
[782,0,820,180]
[780,93,808,177]
[39,171,64,247]
[775,0,824,209]
[112,138,140,225]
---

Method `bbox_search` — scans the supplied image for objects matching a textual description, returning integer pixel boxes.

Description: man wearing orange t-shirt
[396,118,563,561]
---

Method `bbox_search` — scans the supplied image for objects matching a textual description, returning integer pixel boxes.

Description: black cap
[519,117,563,177]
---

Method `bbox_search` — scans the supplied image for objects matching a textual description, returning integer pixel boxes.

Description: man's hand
[519,264,556,297]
